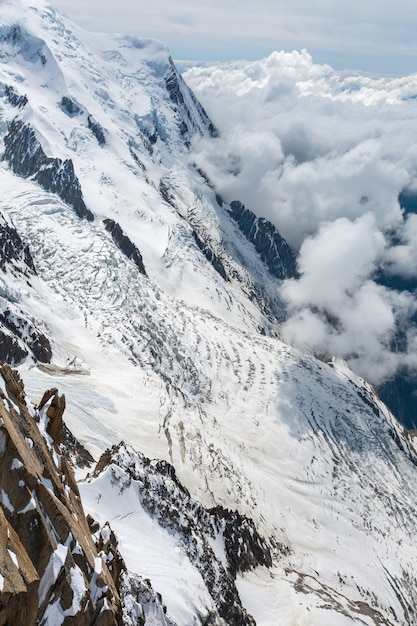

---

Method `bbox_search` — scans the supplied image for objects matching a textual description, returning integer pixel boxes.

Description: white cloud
[282,215,384,308]
[383,213,417,277]
[185,53,417,385]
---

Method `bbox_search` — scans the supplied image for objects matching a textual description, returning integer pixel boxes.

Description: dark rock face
[60,95,82,117]
[88,114,106,145]
[0,212,35,274]
[5,85,28,109]
[2,118,44,178]
[229,200,298,280]
[164,60,218,144]
[192,229,229,282]
[62,424,95,470]
[2,118,94,221]
[0,212,52,365]
[0,307,52,363]
[93,442,275,626]
[0,328,28,364]
[210,506,276,579]
[103,218,147,276]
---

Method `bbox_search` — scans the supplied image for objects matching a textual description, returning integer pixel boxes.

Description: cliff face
[2,119,94,222]
[228,200,298,280]
[0,364,120,625]
[0,212,52,366]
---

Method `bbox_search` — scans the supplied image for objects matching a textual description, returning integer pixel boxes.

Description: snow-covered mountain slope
[0,364,184,626]
[0,1,417,624]
[82,441,273,625]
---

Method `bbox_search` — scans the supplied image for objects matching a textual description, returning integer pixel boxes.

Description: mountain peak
[1,2,417,624]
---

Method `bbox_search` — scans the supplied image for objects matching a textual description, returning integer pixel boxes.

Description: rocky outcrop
[2,118,94,221]
[5,85,28,109]
[91,520,177,626]
[0,365,120,625]
[0,306,52,364]
[0,24,47,65]
[62,424,95,471]
[0,213,52,365]
[88,115,106,146]
[0,329,28,365]
[0,366,198,625]
[164,59,217,145]
[35,387,66,446]
[0,212,35,275]
[159,177,286,326]
[192,229,229,281]
[229,200,298,280]
[60,95,82,117]
[91,442,275,625]
[103,219,147,276]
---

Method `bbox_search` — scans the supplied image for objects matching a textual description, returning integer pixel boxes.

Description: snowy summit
[0,0,416,624]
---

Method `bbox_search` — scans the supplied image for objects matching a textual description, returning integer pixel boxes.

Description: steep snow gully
[0,1,417,624]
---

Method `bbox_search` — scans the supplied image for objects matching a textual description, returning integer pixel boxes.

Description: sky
[51,0,417,75]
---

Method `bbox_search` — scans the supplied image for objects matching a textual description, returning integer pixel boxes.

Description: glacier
[0,0,416,624]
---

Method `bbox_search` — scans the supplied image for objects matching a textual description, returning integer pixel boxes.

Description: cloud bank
[185,52,417,384]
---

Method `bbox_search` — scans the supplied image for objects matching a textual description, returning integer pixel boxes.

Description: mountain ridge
[0,1,416,624]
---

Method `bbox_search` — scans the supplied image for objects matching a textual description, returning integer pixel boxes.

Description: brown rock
[0,507,39,626]
[0,363,25,404]
[36,387,66,445]
[0,366,121,625]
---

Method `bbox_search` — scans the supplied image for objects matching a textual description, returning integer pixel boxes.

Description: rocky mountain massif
[0,0,417,624]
